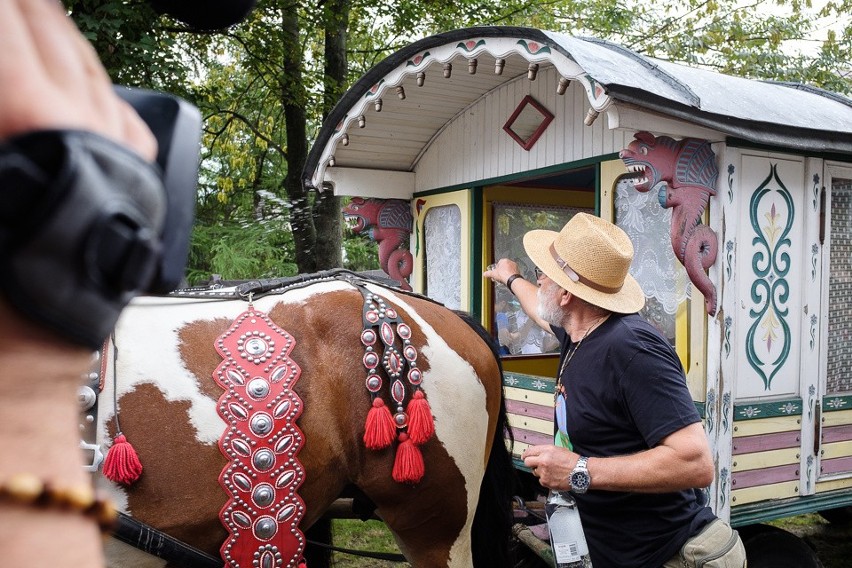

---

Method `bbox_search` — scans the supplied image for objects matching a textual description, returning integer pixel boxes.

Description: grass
[330,519,410,567]
[331,513,852,567]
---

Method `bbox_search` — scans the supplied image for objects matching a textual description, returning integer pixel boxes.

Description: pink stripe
[507,426,552,448]
[822,424,852,444]
[732,430,800,454]
[731,464,798,489]
[820,456,852,475]
[506,399,554,421]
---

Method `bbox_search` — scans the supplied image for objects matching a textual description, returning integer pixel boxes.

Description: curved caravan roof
[304,26,852,193]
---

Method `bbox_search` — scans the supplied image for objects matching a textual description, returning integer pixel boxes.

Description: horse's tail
[455,311,517,568]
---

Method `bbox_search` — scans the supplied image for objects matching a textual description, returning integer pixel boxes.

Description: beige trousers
[662,518,747,568]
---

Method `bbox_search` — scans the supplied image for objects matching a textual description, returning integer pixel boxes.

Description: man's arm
[484,259,551,331]
[523,422,714,493]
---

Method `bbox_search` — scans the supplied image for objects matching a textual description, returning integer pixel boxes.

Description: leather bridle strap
[113,512,223,568]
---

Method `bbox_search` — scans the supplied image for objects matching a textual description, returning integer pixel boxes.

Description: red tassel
[392,433,424,484]
[406,390,434,445]
[364,398,395,450]
[102,434,143,485]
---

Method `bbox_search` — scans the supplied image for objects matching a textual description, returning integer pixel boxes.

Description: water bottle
[545,490,592,567]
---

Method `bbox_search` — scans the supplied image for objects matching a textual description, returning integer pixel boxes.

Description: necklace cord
[555,314,609,399]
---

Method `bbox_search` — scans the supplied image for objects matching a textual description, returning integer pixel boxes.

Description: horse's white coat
[373,286,489,567]
[98,281,489,567]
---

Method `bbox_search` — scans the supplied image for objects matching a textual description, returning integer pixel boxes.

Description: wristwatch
[569,456,591,494]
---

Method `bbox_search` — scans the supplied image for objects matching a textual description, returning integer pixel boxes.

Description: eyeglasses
[534,267,544,280]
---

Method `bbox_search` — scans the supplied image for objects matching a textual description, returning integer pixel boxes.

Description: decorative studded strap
[354,283,435,484]
[213,306,306,568]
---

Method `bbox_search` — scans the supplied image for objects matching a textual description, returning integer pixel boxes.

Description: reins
[114,513,408,567]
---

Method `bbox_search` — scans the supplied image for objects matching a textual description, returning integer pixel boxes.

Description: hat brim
[523,229,646,314]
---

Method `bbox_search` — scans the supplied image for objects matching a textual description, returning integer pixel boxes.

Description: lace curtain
[615,177,690,341]
[424,205,462,310]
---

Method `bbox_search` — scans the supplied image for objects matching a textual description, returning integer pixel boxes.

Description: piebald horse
[93,272,514,567]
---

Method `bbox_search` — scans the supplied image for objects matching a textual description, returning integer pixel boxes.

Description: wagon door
[722,150,822,516]
[817,163,852,489]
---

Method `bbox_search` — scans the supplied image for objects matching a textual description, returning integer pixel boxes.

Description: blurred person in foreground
[485,212,746,567]
[0,1,159,567]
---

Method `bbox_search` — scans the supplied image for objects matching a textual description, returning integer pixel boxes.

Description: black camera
[115,87,201,293]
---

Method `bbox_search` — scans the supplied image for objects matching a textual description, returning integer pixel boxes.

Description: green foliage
[343,234,380,272]
[186,220,298,284]
[67,0,850,287]
[63,0,191,94]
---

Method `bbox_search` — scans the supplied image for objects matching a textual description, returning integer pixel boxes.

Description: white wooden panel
[735,154,807,400]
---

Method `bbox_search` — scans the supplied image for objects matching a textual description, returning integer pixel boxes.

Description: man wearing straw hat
[485,213,745,568]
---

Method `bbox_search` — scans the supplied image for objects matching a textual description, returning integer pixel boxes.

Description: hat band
[549,243,624,294]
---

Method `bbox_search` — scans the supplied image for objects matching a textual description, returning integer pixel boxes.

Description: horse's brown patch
[110,383,227,557]
[177,317,232,401]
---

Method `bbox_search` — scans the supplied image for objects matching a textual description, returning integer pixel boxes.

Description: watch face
[571,470,590,492]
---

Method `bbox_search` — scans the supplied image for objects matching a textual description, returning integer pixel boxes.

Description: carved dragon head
[618,131,680,193]
[342,197,372,234]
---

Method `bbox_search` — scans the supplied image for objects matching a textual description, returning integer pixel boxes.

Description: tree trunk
[313,0,351,269]
[280,1,316,273]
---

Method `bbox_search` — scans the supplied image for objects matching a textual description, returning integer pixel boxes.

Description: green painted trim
[412,154,621,198]
[504,372,556,392]
[733,398,804,421]
[726,137,852,163]
[823,395,852,412]
[594,162,601,216]
[504,371,705,417]
[471,185,484,321]
[731,489,852,527]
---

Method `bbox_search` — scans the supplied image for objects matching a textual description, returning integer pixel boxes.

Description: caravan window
[614,175,691,350]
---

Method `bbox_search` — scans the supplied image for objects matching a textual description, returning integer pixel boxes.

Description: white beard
[537,282,563,327]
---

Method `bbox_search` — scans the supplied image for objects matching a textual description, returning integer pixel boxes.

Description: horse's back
[98,279,506,567]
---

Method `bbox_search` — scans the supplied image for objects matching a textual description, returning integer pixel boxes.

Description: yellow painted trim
[599,159,626,223]
[731,448,800,471]
[687,286,706,401]
[505,386,554,407]
[414,190,472,309]
[507,414,553,434]
[822,409,852,427]
[821,440,852,459]
[731,481,799,505]
[511,440,535,456]
[503,357,559,377]
[815,477,852,492]
[602,158,706,397]
[732,416,801,437]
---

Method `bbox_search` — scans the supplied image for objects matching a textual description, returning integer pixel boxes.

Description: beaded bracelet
[0,473,118,533]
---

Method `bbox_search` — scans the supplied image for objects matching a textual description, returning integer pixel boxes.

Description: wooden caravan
[304,26,852,562]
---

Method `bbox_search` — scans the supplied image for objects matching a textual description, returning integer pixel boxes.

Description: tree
[64,0,850,284]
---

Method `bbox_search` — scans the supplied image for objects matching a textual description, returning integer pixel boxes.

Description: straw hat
[523,213,645,314]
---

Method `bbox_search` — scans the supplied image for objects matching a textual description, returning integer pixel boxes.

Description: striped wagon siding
[504,373,555,467]
[819,406,852,482]
[730,412,802,506]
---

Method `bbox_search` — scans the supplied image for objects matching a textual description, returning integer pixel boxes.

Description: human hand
[484,258,523,287]
[0,0,156,160]
[522,444,577,491]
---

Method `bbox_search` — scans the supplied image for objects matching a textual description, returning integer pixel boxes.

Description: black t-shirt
[552,313,715,568]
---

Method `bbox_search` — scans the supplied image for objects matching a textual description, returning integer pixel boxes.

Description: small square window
[503,95,554,151]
